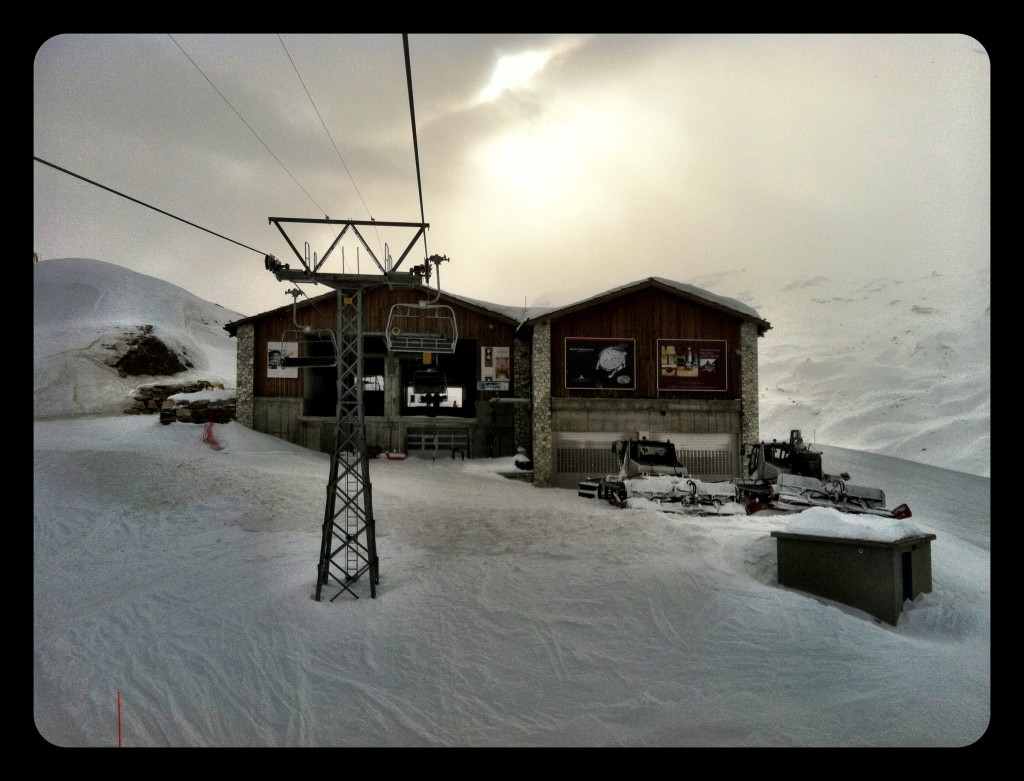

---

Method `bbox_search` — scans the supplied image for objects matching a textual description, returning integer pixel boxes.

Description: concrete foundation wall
[539,397,743,488]
[254,410,494,459]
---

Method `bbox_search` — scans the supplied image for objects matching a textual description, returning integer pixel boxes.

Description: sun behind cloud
[477,50,554,103]
[474,36,588,104]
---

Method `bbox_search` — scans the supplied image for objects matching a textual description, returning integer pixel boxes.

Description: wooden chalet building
[224,276,771,488]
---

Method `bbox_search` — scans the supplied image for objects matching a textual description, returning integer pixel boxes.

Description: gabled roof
[225,277,770,336]
[521,277,772,334]
[224,283,521,336]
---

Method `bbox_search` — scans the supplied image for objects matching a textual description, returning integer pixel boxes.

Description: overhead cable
[403,33,429,260]
[34,156,270,256]
[277,34,373,221]
[168,34,330,219]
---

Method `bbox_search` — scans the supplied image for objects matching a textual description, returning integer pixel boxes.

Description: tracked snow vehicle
[578,438,746,515]
[579,430,911,519]
[734,429,846,500]
[736,430,911,519]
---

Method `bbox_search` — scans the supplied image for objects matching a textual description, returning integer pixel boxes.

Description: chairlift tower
[265,216,446,600]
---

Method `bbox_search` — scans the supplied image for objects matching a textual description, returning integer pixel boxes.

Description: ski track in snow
[34,417,989,746]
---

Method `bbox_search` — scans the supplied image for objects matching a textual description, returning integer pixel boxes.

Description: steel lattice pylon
[315,288,379,600]
[264,217,435,602]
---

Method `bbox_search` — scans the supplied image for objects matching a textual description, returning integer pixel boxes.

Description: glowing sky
[33,34,989,317]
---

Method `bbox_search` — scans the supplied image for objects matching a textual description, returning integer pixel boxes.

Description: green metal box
[771,529,937,625]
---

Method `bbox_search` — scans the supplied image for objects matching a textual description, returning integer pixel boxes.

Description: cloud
[34,34,988,317]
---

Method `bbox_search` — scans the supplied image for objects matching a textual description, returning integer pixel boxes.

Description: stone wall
[740,320,760,460]
[531,322,553,486]
[513,335,533,453]
[121,379,236,424]
[234,323,255,429]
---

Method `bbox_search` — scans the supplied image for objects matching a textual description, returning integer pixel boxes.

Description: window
[406,384,464,410]
[300,344,385,417]
[399,341,475,416]
[362,358,385,416]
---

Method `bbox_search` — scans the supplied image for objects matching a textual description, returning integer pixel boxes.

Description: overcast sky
[33,33,989,317]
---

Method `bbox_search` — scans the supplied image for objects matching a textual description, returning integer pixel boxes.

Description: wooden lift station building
[224,276,771,489]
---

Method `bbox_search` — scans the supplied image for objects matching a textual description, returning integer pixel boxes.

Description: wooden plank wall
[549,288,743,399]
[253,287,519,399]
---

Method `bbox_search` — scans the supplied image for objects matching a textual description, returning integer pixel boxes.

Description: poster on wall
[481,346,511,381]
[267,341,299,379]
[480,346,510,391]
[657,339,727,391]
[565,338,636,390]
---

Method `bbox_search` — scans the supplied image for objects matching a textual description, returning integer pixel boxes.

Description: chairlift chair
[277,326,339,369]
[412,365,447,394]
[385,301,458,353]
[274,288,339,369]
[411,364,448,415]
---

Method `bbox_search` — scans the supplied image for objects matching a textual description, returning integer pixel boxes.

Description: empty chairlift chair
[277,327,338,369]
[410,364,448,416]
[412,366,448,396]
[385,302,458,354]
[275,288,338,369]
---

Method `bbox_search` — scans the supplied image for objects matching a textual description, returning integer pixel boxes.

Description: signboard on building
[481,346,511,382]
[657,339,727,391]
[565,338,636,390]
[267,341,299,379]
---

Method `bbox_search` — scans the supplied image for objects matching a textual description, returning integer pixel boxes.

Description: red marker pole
[117,692,122,747]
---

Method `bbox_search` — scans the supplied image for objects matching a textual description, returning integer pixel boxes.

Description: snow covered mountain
[691,266,990,478]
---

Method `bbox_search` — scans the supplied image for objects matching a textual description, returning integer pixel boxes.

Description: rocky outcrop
[109,324,193,377]
[106,325,234,424]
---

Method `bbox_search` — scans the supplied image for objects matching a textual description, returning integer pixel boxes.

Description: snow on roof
[432,289,535,322]
[226,276,766,332]
[518,276,767,326]
[437,277,767,326]
[647,276,763,319]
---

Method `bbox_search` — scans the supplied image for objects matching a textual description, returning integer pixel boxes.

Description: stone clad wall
[531,322,552,486]
[740,321,760,467]
[514,336,533,453]
[235,323,255,429]
[159,393,236,424]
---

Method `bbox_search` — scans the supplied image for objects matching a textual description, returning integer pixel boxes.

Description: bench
[406,427,470,459]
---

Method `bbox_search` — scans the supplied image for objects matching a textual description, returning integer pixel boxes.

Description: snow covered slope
[33,258,242,419]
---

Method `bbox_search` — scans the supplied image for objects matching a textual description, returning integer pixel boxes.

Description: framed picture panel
[267,341,299,379]
[657,339,727,391]
[565,338,636,390]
